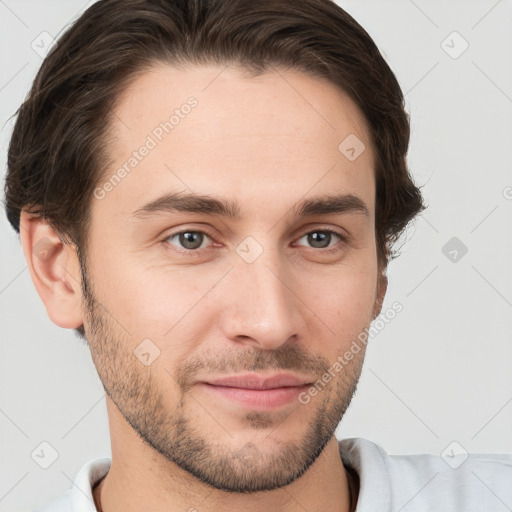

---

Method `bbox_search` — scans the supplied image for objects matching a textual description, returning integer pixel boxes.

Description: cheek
[302,264,377,345]
[96,258,220,358]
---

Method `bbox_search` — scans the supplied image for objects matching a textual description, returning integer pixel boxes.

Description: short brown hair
[4,0,425,275]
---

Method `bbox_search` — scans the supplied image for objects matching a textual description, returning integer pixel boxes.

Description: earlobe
[19,210,84,329]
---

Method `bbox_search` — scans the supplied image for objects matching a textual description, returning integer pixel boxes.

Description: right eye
[163,230,215,251]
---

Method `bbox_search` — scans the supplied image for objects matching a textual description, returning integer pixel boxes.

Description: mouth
[197,373,314,409]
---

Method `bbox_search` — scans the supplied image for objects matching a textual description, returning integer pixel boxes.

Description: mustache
[174,344,331,392]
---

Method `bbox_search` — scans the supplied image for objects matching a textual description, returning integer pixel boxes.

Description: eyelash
[161,227,348,255]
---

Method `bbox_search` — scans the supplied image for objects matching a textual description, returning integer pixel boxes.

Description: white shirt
[33,437,512,512]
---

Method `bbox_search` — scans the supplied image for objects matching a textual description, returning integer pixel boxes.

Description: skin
[20,64,387,512]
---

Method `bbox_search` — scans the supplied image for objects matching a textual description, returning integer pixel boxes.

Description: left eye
[296,230,343,249]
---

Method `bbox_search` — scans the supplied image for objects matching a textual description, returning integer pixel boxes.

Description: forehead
[93,63,375,225]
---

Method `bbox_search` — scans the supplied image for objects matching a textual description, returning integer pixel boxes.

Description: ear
[372,269,388,320]
[19,209,84,329]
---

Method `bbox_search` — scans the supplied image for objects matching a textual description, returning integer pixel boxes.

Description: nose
[220,251,302,351]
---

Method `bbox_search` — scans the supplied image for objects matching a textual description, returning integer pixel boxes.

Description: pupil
[309,232,329,248]
[177,232,331,250]
[181,232,202,249]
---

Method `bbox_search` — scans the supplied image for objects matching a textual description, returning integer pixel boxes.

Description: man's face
[80,64,384,492]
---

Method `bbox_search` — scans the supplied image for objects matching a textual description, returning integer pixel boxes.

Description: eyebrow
[130,191,370,220]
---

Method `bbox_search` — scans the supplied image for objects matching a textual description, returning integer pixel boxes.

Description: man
[4,0,511,511]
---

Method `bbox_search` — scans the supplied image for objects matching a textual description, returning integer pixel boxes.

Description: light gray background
[1,0,511,510]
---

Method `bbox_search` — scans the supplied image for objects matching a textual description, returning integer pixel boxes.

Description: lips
[198,373,314,409]
[203,373,313,390]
